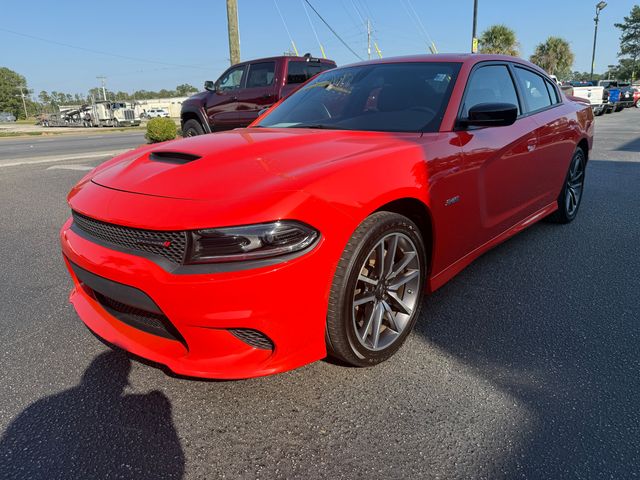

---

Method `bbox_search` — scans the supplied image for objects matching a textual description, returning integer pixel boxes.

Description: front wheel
[548,148,586,224]
[182,119,205,137]
[326,212,426,367]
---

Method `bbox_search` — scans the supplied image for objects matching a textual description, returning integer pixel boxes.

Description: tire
[614,105,623,112]
[113,119,120,127]
[326,211,427,367]
[182,119,205,137]
[548,147,586,224]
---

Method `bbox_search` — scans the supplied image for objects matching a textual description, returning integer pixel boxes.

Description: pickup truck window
[286,61,335,84]
[246,62,276,88]
[514,67,552,113]
[218,65,245,91]
[461,65,520,117]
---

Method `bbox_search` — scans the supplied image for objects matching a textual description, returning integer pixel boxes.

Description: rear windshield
[259,62,460,133]
[286,61,335,84]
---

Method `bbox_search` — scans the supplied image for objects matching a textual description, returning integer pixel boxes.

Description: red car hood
[91,128,419,201]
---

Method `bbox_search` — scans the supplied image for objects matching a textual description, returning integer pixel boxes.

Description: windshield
[258,62,461,133]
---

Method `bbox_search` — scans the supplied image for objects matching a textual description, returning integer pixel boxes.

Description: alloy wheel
[566,152,585,217]
[352,232,421,351]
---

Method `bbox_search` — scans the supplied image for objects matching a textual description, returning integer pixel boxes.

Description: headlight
[185,221,319,264]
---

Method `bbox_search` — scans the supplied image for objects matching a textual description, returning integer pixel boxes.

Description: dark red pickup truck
[181,55,336,136]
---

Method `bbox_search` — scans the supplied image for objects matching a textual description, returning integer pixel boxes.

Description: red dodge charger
[61,54,593,379]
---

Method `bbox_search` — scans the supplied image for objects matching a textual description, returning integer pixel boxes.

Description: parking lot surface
[0,110,638,479]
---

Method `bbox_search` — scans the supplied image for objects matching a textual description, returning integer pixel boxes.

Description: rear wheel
[182,119,205,137]
[548,148,586,224]
[326,212,426,367]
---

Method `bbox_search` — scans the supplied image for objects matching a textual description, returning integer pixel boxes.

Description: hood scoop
[149,151,201,164]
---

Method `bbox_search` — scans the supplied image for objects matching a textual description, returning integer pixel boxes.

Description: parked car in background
[180,54,336,136]
[61,54,593,379]
[144,108,170,119]
[617,82,636,108]
[565,81,607,116]
[598,80,625,113]
[0,111,17,122]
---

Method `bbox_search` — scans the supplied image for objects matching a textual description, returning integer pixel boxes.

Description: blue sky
[1,0,636,97]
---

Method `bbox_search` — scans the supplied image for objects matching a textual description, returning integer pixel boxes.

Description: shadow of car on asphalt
[0,351,185,480]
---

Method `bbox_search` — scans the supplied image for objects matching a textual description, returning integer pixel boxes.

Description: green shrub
[145,117,177,143]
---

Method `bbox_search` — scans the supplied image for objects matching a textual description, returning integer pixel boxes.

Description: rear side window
[544,79,560,104]
[246,62,276,88]
[461,65,520,117]
[286,61,335,84]
[514,67,552,112]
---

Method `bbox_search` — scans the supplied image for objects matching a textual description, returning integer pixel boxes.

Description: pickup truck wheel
[614,105,624,112]
[326,212,426,367]
[183,119,205,137]
[548,147,586,224]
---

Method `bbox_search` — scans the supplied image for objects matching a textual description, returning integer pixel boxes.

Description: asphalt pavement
[0,110,638,479]
[0,131,144,166]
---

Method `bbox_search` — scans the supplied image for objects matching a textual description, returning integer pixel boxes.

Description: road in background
[0,131,145,166]
[0,110,638,479]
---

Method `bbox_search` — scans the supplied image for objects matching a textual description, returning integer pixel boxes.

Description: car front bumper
[60,217,332,379]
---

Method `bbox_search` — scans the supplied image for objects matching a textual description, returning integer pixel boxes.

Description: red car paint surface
[61,54,593,379]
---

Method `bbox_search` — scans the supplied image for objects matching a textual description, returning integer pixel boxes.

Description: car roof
[233,55,336,67]
[336,53,548,76]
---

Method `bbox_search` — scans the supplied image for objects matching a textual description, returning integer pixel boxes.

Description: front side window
[246,62,275,88]
[286,61,335,84]
[258,62,461,133]
[218,65,245,91]
[514,67,552,113]
[461,65,520,117]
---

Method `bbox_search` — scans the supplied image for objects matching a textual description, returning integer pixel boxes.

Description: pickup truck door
[205,64,246,131]
[235,61,278,126]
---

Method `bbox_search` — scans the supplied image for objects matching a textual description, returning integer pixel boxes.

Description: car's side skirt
[428,201,558,292]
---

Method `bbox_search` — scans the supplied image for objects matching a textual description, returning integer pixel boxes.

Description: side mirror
[462,102,518,128]
[204,80,216,92]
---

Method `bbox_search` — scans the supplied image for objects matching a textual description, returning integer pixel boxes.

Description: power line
[274,0,299,56]
[303,0,364,61]
[301,0,327,58]
[0,27,208,70]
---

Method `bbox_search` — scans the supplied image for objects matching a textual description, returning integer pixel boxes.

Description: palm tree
[530,37,575,78]
[478,25,520,56]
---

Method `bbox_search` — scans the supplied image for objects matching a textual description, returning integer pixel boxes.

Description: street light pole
[590,2,607,82]
[471,0,478,53]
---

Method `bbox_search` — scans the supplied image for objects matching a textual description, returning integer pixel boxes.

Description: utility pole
[18,86,28,119]
[97,76,107,101]
[471,0,478,53]
[226,0,241,65]
[367,19,371,60]
[591,2,607,81]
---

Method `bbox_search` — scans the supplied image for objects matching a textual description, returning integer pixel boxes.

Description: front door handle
[527,139,537,152]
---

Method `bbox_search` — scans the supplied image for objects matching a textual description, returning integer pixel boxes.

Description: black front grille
[229,328,274,350]
[72,211,188,264]
[94,291,183,343]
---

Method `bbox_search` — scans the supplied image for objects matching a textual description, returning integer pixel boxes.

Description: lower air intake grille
[229,328,274,350]
[72,211,188,264]
[94,291,183,343]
